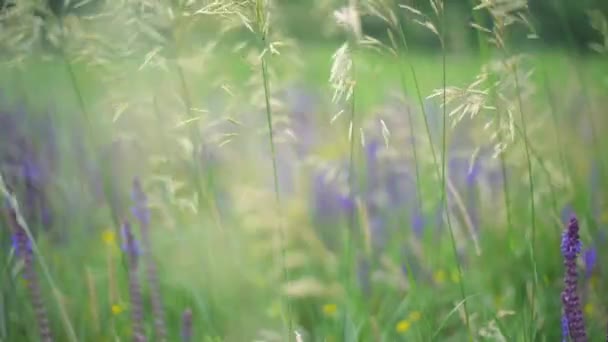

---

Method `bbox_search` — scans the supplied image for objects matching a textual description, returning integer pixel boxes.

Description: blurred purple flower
[4,203,52,341]
[131,177,167,340]
[368,212,386,252]
[561,314,569,342]
[311,167,355,220]
[280,85,319,156]
[121,223,143,258]
[121,221,146,341]
[131,177,150,226]
[181,309,193,342]
[412,210,425,237]
[0,105,56,229]
[582,248,596,279]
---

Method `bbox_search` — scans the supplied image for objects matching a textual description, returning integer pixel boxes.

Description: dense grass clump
[1,0,608,341]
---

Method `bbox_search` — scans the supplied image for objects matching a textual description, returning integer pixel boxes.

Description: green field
[2,1,608,342]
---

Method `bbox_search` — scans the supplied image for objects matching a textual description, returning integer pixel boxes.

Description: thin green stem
[396,65,423,212]
[395,9,471,338]
[439,4,472,339]
[255,1,293,335]
[345,81,357,279]
[512,63,538,340]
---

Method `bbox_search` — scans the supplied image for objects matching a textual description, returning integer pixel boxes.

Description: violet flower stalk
[561,314,569,342]
[560,215,587,341]
[122,221,147,342]
[5,205,52,342]
[180,308,193,342]
[132,178,166,341]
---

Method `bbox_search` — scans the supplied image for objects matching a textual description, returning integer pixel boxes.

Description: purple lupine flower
[131,178,150,226]
[0,108,55,230]
[280,85,318,157]
[121,221,147,342]
[132,178,167,341]
[583,248,597,279]
[4,205,52,342]
[560,215,587,341]
[181,308,193,342]
[561,314,569,342]
[120,225,143,257]
[311,167,355,220]
[368,211,386,253]
[412,210,425,237]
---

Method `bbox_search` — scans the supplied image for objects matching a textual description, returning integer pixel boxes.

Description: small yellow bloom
[433,270,446,284]
[111,304,124,315]
[584,303,594,316]
[322,303,338,317]
[408,311,421,322]
[395,319,411,333]
[102,229,116,246]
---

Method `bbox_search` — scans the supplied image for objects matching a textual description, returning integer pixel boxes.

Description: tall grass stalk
[344,3,358,298]
[254,0,293,337]
[467,0,516,249]
[379,3,472,337]
[468,1,541,336]
[511,62,539,341]
[439,3,472,339]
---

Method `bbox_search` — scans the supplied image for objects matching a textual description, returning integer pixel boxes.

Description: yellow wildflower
[322,303,338,317]
[395,319,411,333]
[408,311,421,322]
[111,304,124,315]
[584,303,594,316]
[102,229,116,246]
[433,270,446,284]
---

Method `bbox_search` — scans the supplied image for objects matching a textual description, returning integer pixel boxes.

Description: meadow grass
[1,1,608,341]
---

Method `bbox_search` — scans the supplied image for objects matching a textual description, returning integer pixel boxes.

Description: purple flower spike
[132,177,167,341]
[560,215,587,341]
[131,178,150,226]
[561,314,569,342]
[4,206,52,342]
[412,211,425,237]
[122,221,147,341]
[181,308,193,342]
[120,225,143,257]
